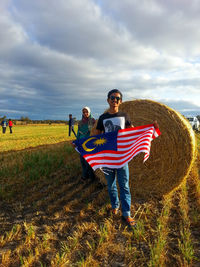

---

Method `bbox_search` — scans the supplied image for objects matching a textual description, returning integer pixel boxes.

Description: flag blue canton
[73,131,118,156]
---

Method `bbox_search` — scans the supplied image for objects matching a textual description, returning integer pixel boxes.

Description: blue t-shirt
[1,120,8,127]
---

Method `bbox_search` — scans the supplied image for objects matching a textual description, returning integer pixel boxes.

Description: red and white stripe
[84,124,160,170]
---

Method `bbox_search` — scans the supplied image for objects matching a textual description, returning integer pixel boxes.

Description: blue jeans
[104,164,131,217]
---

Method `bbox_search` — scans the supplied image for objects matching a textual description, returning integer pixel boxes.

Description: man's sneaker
[122,216,137,227]
[112,208,119,215]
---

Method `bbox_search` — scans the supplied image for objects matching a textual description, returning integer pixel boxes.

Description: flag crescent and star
[82,137,98,152]
[81,136,108,152]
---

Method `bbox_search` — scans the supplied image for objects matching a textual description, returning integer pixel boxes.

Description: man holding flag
[94,89,137,227]
[73,89,160,228]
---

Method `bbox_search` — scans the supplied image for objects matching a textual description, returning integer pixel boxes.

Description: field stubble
[0,130,200,266]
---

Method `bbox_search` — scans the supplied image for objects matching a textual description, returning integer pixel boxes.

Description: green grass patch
[0,143,80,201]
[0,124,77,152]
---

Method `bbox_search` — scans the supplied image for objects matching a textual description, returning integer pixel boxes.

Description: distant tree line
[2,114,199,125]
[0,115,78,125]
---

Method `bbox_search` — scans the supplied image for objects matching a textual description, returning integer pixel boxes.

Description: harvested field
[0,132,200,266]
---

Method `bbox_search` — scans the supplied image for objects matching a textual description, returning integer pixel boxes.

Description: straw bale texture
[93,99,196,199]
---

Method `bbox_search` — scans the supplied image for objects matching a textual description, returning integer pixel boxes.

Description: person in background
[1,119,8,134]
[77,107,96,181]
[8,119,13,134]
[68,114,77,137]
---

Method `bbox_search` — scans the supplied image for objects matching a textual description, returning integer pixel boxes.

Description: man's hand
[153,120,159,129]
[126,124,134,128]
[92,129,102,135]
[71,141,76,147]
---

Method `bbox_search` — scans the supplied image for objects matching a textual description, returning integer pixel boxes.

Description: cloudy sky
[1,0,200,120]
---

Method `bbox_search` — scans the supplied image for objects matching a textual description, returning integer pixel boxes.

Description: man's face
[107,92,122,108]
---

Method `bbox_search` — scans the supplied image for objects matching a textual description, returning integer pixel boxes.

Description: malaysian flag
[73,124,161,170]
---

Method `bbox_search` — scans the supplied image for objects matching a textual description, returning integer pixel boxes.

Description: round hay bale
[93,99,196,199]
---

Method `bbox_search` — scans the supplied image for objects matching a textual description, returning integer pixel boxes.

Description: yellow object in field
[93,99,196,199]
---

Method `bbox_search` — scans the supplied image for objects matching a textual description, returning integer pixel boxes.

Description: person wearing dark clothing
[77,107,96,181]
[95,89,136,227]
[68,114,77,137]
[1,119,8,134]
[94,89,159,228]
[8,119,13,134]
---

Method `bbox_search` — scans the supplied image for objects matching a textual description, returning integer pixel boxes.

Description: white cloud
[0,0,200,119]
[100,0,200,56]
